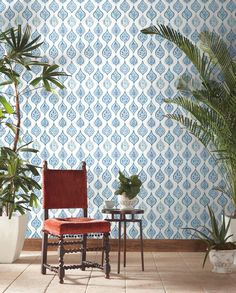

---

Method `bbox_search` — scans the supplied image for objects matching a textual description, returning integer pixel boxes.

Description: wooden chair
[41,161,110,283]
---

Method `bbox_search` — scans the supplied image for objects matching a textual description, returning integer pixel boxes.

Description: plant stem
[12,81,20,152]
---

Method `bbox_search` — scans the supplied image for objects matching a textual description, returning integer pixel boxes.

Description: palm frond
[30,64,68,91]
[166,113,214,147]
[165,96,231,146]
[200,31,236,94]
[141,24,212,81]
[4,25,43,65]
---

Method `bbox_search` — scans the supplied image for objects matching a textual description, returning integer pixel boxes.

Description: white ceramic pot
[118,193,138,210]
[0,214,28,263]
[209,249,235,273]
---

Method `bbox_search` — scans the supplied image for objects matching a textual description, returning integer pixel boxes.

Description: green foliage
[30,64,66,91]
[115,171,142,200]
[0,25,68,218]
[184,206,236,267]
[0,145,40,219]
[0,24,68,121]
[0,96,14,117]
[142,23,236,208]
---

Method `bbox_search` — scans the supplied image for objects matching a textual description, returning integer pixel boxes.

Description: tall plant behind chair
[141,24,236,213]
[0,25,68,218]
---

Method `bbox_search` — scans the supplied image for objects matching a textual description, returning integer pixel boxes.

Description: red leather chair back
[42,162,87,209]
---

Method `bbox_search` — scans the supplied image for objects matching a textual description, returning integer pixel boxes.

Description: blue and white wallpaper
[0,0,235,239]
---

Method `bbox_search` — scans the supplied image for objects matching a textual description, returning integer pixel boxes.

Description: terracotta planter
[118,193,138,210]
[0,214,28,263]
[209,249,236,273]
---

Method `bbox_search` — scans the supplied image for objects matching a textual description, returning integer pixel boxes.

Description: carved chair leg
[103,232,110,279]
[41,232,48,274]
[58,235,65,284]
[81,234,87,271]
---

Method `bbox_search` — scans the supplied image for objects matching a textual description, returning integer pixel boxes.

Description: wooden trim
[23,239,206,252]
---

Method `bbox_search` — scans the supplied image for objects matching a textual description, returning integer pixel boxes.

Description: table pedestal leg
[124,219,126,267]
[139,220,144,271]
[118,220,121,274]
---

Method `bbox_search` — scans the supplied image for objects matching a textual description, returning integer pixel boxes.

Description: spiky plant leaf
[30,64,68,91]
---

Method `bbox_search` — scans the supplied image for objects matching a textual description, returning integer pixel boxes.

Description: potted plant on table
[0,25,67,263]
[115,171,142,210]
[184,206,236,273]
[141,24,236,236]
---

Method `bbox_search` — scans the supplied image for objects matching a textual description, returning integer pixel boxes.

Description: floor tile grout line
[44,274,56,293]
[2,262,33,293]
[151,251,167,293]
[176,252,209,293]
[2,255,40,292]
[85,267,95,292]
[181,252,207,293]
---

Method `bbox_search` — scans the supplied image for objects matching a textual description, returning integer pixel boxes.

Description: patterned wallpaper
[0,0,235,239]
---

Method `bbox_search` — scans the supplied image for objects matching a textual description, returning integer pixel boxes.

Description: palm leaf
[200,31,236,95]
[30,64,68,91]
[141,24,212,81]
[0,96,14,114]
[4,25,43,64]
[165,95,230,148]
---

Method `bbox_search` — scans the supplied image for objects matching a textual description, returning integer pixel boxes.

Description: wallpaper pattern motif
[0,0,235,238]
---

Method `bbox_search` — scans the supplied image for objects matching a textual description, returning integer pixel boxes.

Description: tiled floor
[1,251,236,293]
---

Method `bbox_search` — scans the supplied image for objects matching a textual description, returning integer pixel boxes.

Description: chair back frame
[42,161,88,221]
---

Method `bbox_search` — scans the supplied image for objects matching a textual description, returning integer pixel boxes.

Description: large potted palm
[0,25,67,263]
[141,24,236,238]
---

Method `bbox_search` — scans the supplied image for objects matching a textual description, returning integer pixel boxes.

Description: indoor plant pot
[118,193,138,210]
[184,206,236,273]
[0,214,27,263]
[115,171,142,210]
[209,249,235,273]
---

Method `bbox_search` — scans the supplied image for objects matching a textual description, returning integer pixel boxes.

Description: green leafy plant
[115,171,142,200]
[0,25,67,151]
[0,146,40,219]
[0,25,68,218]
[184,206,236,267]
[141,24,236,212]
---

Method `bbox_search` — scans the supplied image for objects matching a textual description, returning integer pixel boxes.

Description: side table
[102,208,144,273]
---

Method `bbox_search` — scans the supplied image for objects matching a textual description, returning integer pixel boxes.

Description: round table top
[102,208,144,215]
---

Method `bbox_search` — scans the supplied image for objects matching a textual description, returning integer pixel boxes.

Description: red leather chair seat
[44,217,110,235]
